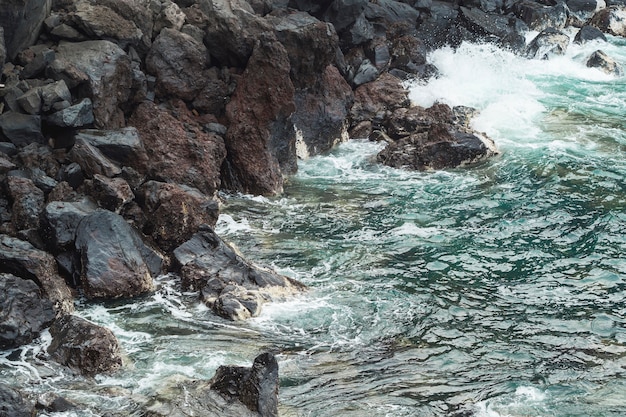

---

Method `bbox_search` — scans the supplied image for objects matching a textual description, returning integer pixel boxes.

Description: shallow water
[2,35,626,416]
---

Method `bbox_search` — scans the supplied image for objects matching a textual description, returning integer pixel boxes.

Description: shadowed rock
[0,383,35,417]
[589,6,626,37]
[586,50,624,76]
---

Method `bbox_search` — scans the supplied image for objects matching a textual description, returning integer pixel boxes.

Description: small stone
[46,98,94,128]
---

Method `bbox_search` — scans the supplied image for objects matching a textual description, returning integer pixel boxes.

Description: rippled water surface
[2,36,626,416]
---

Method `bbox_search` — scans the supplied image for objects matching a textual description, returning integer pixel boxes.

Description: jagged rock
[129,100,226,195]
[39,80,72,113]
[460,6,513,40]
[526,27,570,59]
[95,0,154,45]
[6,176,44,231]
[389,35,429,75]
[50,23,87,41]
[17,88,42,115]
[68,135,122,178]
[35,393,77,413]
[350,72,410,132]
[71,0,145,50]
[346,12,375,46]
[0,273,55,349]
[567,0,604,20]
[0,383,35,417]
[74,127,147,167]
[364,0,420,29]
[191,67,232,115]
[414,1,462,49]
[138,180,219,253]
[385,104,455,139]
[323,0,368,33]
[0,0,51,61]
[46,98,94,128]
[173,226,305,320]
[589,5,626,37]
[74,209,162,299]
[55,40,132,129]
[48,314,122,376]
[153,0,186,36]
[587,50,624,76]
[0,112,45,147]
[16,143,60,179]
[223,34,295,195]
[45,57,90,89]
[0,155,16,174]
[19,46,55,79]
[574,25,608,44]
[27,168,58,195]
[90,174,134,212]
[41,199,96,252]
[146,28,209,101]
[57,162,84,189]
[512,0,568,31]
[0,234,74,315]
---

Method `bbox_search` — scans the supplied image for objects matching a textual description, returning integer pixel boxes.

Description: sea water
[2,34,626,416]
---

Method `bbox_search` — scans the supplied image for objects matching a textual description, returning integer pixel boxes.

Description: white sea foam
[215,213,253,234]
[474,385,548,417]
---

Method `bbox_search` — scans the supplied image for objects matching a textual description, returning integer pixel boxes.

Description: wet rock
[586,50,624,76]
[460,6,514,41]
[385,104,454,140]
[0,273,55,349]
[74,209,162,299]
[574,25,608,44]
[45,98,94,128]
[322,0,368,33]
[68,135,122,178]
[146,28,209,101]
[55,40,132,129]
[512,0,568,31]
[35,393,77,413]
[589,5,626,37]
[74,127,147,167]
[41,199,96,252]
[48,314,122,376]
[138,180,219,253]
[0,383,35,417]
[129,100,226,195]
[415,1,462,49]
[173,226,305,320]
[6,176,44,231]
[0,234,74,315]
[223,34,295,195]
[0,112,45,147]
[525,27,570,59]
[90,174,134,212]
[0,0,51,61]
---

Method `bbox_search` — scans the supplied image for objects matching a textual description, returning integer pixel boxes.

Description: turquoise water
[2,35,626,416]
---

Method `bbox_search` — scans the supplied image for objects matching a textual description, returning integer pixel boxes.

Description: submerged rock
[586,50,624,76]
[48,314,122,376]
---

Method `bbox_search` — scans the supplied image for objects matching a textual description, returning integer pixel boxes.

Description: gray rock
[513,0,568,31]
[41,199,96,252]
[0,383,35,417]
[0,273,55,349]
[40,80,72,113]
[353,59,379,86]
[17,88,42,115]
[48,315,122,376]
[0,112,45,147]
[153,0,186,36]
[20,47,55,79]
[50,23,88,41]
[526,27,570,60]
[46,98,94,128]
[74,209,160,299]
[6,176,44,231]
[58,162,84,189]
[0,27,5,70]
[91,174,134,212]
[0,0,51,61]
[574,25,608,44]
[589,5,626,37]
[587,50,624,76]
[75,127,147,166]
[68,135,122,178]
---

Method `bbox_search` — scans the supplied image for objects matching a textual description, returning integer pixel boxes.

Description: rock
[68,135,122,178]
[460,6,513,40]
[71,0,145,50]
[353,59,379,86]
[574,25,608,44]
[55,40,132,129]
[17,88,42,115]
[0,27,5,70]
[138,181,219,253]
[0,234,74,315]
[153,0,186,36]
[6,176,44,231]
[0,383,35,417]
[40,80,72,113]
[350,72,410,131]
[57,162,84,189]
[223,34,295,195]
[346,12,375,46]
[50,23,87,41]
[0,112,45,147]
[90,174,134,212]
[0,273,55,349]
[385,104,455,140]
[40,199,96,252]
[322,0,368,33]
[45,98,94,128]
[414,1,462,48]
[586,50,624,76]
[364,0,420,28]
[190,67,232,115]
[0,0,51,61]
[210,352,279,417]
[74,127,147,167]
[95,0,154,46]
[525,27,570,59]
[48,314,122,376]
[0,154,16,174]
[74,209,162,299]
[567,0,605,20]
[173,226,305,320]
[45,57,90,89]
[0,142,18,157]
[16,143,60,179]
[19,46,55,79]
[512,0,568,31]
[129,100,226,195]
[146,28,209,101]
[589,5,626,37]
[35,392,77,413]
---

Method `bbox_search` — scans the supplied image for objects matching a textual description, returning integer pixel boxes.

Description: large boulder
[40,199,96,252]
[129,100,226,195]
[0,112,45,147]
[146,28,209,101]
[48,314,122,376]
[68,134,122,178]
[73,127,147,167]
[574,25,608,44]
[512,0,568,31]
[54,40,132,129]
[74,209,163,299]
[589,5,626,37]
[138,181,220,253]
[223,34,296,195]
[173,226,305,320]
[5,175,44,231]
[525,27,570,59]
[586,49,624,76]
[0,234,74,315]
[0,0,51,61]
[0,273,55,349]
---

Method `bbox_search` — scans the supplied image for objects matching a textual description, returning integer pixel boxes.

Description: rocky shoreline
[1,0,625,415]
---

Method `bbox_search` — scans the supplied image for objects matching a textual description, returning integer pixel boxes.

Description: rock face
[0,273,55,349]
[74,209,161,299]
[48,314,122,376]
[173,226,305,320]
[223,34,296,195]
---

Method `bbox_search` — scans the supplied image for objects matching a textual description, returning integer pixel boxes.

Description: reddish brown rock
[129,100,226,195]
[6,176,44,231]
[223,34,296,195]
